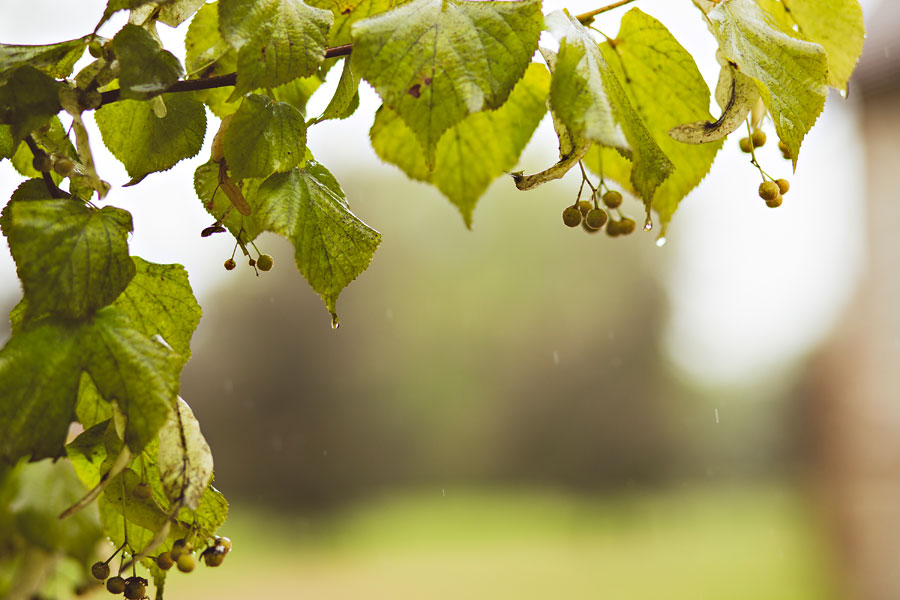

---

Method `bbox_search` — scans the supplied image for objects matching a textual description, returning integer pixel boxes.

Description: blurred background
[1,0,898,598]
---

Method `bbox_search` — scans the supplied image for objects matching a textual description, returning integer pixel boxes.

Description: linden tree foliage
[0,0,864,597]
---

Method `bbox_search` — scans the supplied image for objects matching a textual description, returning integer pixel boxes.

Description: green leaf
[66,421,111,489]
[83,307,180,454]
[308,0,394,46]
[272,74,325,118]
[0,66,63,144]
[100,468,177,545]
[0,125,13,159]
[584,9,721,225]
[1,198,135,320]
[180,480,228,537]
[11,459,103,565]
[224,94,307,181]
[95,93,206,180]
[371,62,549,227]
[158,398,213,511]
[75,374,115,431]
[312,58,360,123]
[351,0,542,166]
[546,11,673,205]
[253,163,381,321]
[113,24,184,100]
[696,0,827,165]
[218,0,334,98]
[757,0,864,93]
[193,160,265,241]
[0,319,84,464]
[185,2,232,76]
[0,37,88,82]
[113,257,201,365]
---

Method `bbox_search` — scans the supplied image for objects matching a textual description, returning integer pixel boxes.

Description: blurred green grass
[164,484,837,600]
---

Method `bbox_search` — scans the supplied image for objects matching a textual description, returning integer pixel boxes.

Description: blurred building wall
[813,6,900,599]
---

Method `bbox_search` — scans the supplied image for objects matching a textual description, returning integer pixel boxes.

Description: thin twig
[23,135,66,199]
[575,0,640,25]
[99,43,353,107]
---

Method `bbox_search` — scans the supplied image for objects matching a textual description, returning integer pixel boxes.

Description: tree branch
[99,43,354,107]
[576,0,640,25]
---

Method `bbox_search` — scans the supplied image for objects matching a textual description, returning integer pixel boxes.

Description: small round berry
[619,217,637,235]
[256,254,274,271]
[176,553,196,573]
[91,561,110,581]
[32,153,52,173]
[766,195,783,208]
[170,539,191,561]
[758,181,780,201]
[223,259,236,271]
[106,576,126,595]
[202,545,226,567]
[577,200,592,217]
[53,157,75,177]
[214,537,232,553]
[585,208,608,230]
[775,178,790,195]
[751,130,767,148]
[156,551,174,571]
[582,220,601,233]
[123,577,146,600]
[132,482,152,500]
[605,220,622,237]
[562,206,582,228]
[738,137,753,153]
[602,190,623,209]
[248,258,256,267]
[88,41,104,58]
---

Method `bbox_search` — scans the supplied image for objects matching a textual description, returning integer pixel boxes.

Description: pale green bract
[158,398,214,511]
[351,0,543,166]
[695,0,828,167]
[370,63,550,227]
[545,10,673,207]
[585,9,721,225]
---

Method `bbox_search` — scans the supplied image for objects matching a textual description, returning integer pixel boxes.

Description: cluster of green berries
[738,129,767,153]
[758,178,790,208]
[562,190,636,237]
[224,253,273,272]
[31,151,76,177]
[90,536,232,598]
[89,562,148,600]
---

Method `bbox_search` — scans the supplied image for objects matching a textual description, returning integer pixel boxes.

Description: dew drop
[643,216,653,231]
[655,236,667,247]
[331,312,340,329]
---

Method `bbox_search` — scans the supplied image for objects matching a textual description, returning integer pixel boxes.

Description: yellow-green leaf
[585,9,722,224]
[370,63,549,227]
[351,0,542,166]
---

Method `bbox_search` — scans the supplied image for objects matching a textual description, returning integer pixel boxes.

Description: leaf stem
[576,0,640,25]
[98,44,353,107]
